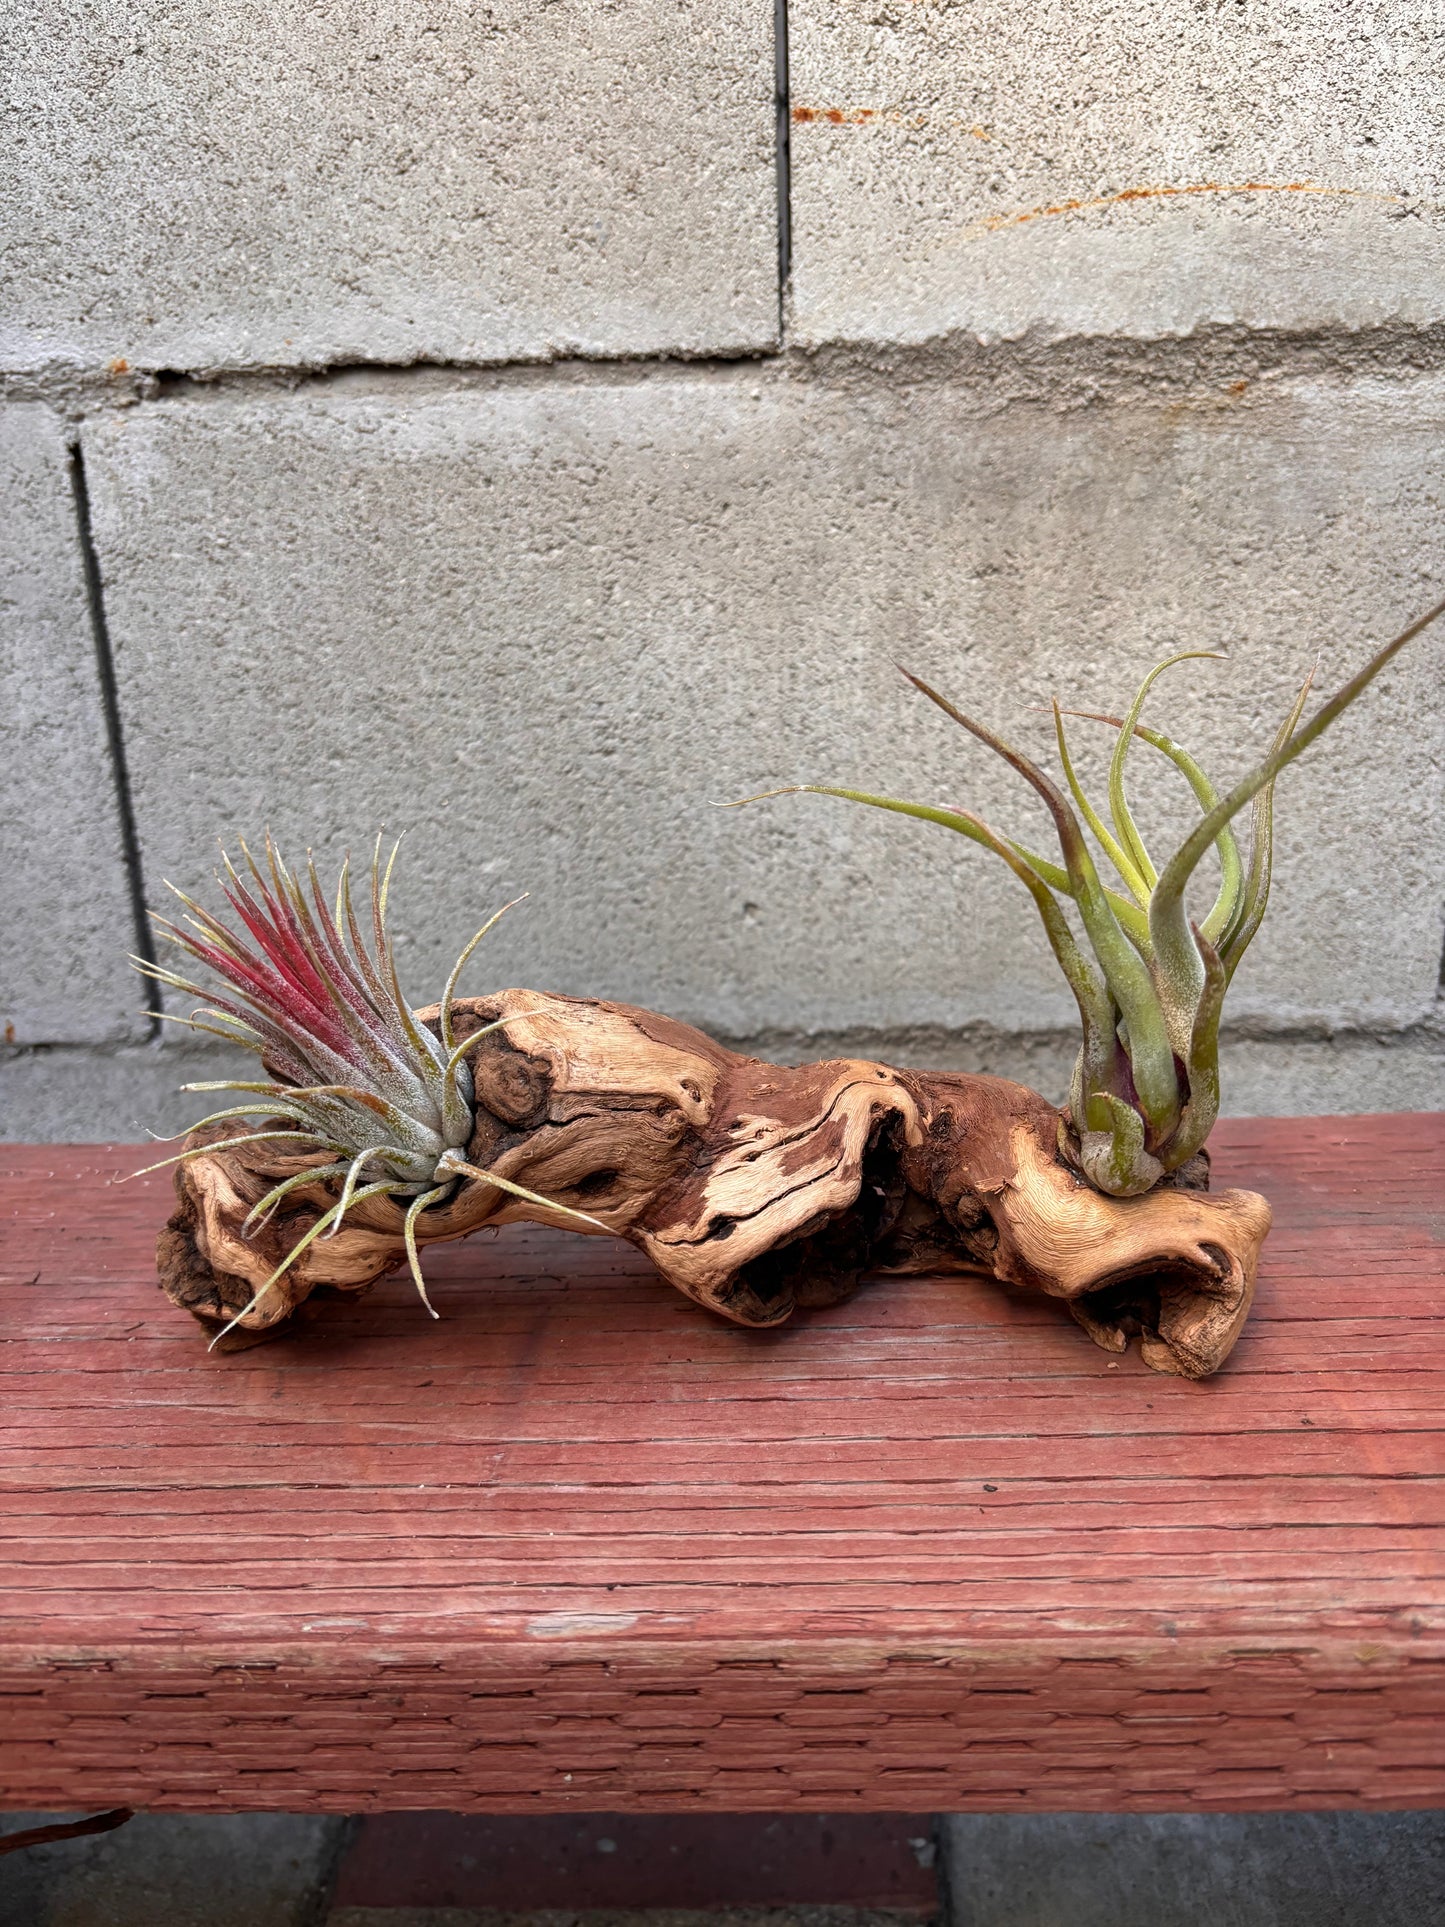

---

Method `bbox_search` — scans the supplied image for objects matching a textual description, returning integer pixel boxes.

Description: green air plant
[133,836,602,1342]
[737,597,1445,1199]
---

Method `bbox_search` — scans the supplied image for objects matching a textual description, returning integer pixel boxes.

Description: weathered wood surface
[1,1114,1441,1813]
[161,995,1272,1380]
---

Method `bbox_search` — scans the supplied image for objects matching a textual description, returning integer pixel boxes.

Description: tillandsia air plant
[147,596,1442,1380]
[736,596,1445,1199]
[134,836,603,1343]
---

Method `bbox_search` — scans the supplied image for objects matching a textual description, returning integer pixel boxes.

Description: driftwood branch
[158,993,1271,1379]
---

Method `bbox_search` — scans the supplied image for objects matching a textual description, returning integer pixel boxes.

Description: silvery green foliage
[746,597,1444,1196]
[135,838,598,1339]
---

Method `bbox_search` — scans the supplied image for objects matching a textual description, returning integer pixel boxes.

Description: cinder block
[0,1040,242,1142]
[0,406,142,1047]
[788,3,1445,347]
[3,2,777,375]
[81,369,1445,1062]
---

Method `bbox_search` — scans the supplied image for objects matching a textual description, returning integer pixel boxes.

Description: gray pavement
[0,1811,347,1927]
[944,1812,1445,1927]
[3,1809,1444,1925]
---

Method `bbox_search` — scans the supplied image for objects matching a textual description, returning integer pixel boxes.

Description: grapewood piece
[1,1118,1442,1815]
[159,992,1272,1379]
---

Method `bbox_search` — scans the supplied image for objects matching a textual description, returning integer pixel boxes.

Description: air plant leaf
[894,670,1181,1143]
[1148,595,1445,995]
[127,1130,326,1179]
[1162,924,1228,1172]
[1058,709,1243,945]
[243,1163,351,1238]
[1106,652,1225,895]
[727,785,1149,948]
[138,839,599,1324]
[208,1177,405,1350]
[740,595,1445,1196]
[1216,667,1316,976]
[1077,1092,1163,1198]
[403,1184,453,1318]
[434,1151,610,1231]
[1052,703,1150,906]
[439,899,527,1055]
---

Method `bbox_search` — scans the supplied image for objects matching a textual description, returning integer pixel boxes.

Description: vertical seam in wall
[68,440,162,1031]
[774,0,792,335]
[305,1815,362,1927]
[932,1814,962,1927]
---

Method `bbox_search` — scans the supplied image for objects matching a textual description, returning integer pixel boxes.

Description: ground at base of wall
[4,1809,1445,1927]
[330,1912,925,1927]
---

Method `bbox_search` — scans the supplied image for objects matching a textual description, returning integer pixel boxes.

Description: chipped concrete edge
[9,317,1445,423]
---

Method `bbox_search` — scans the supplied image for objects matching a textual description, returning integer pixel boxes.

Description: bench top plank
[2,1113,1442,1813]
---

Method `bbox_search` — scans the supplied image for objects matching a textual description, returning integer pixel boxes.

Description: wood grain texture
[1,1114,1442,1814]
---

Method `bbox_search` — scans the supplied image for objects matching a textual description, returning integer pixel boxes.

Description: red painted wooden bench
[2,1114,1441,1815]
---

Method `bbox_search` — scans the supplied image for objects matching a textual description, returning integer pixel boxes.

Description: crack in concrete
[774,0,792,321]
[972,179,1408,237]
[66,442,160,1033]
[10,316,1445,423]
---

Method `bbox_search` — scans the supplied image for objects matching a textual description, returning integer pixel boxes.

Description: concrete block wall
[3,0,1442,1139]
[787,2,1445,345]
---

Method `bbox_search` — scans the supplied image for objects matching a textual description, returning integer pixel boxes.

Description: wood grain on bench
[1,1114,1442,1813]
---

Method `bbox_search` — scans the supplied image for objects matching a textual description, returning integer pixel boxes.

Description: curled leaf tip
[722,787,806,809]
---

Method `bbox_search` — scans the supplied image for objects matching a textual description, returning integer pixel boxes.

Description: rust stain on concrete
[792,105,990,138]
[792,106,878,124]
[977,180,1400,233]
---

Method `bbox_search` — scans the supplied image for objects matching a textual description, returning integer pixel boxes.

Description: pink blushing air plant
[133,836,602,1343]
